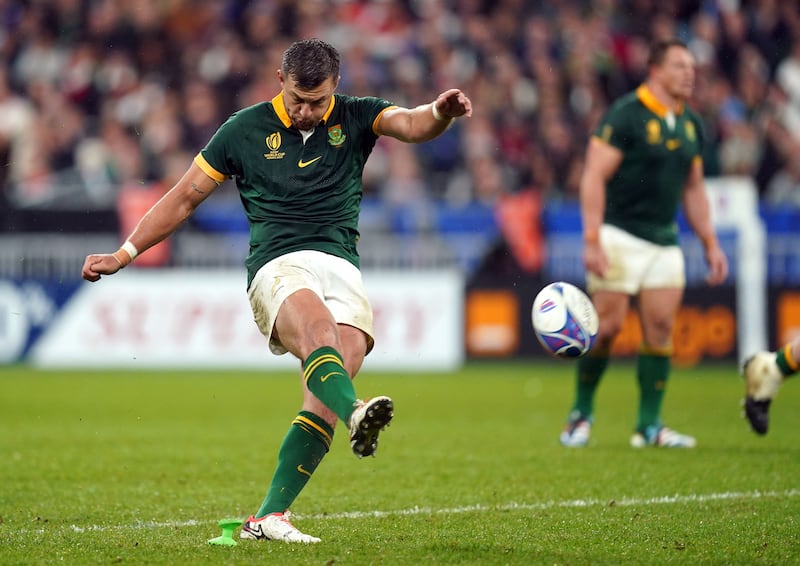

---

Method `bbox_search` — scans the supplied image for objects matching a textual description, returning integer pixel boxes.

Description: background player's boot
[559,411,592,447]
[630,425,696,448]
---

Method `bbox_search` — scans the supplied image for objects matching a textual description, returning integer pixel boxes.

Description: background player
[559,38,728,449]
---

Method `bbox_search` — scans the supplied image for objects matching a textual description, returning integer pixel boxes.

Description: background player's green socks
[256,411,333,517]
[303,346,358,424]
[636,349,670,432]
[571,353,609,418]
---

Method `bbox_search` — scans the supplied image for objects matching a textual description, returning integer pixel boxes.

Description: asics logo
[320,371,345,383]
[298,156,322,168]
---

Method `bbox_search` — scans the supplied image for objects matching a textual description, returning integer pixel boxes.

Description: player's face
[278,71,338,130]
[656,46,695,101]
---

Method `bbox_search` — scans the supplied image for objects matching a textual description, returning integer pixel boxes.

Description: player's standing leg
[629,287,695,448]
[560,290,628,447]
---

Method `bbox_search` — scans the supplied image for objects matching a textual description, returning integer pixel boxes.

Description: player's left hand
[434,89,473,119]
[705,245,728,286]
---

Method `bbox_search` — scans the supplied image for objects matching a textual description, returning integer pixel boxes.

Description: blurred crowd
[1,0,800,233]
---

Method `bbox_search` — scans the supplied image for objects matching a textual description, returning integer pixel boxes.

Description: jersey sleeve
[198,113,242,179]
[350,96,397,136]
[692,113,705,158]
[593,102,633,151]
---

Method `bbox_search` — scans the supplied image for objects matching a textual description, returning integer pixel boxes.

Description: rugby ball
[532,281,599,358]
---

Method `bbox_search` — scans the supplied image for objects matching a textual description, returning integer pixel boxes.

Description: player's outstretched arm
[81,163,220,282]
[377,88,472,143]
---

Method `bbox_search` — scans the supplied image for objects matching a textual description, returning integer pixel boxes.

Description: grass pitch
[0,361,798,565]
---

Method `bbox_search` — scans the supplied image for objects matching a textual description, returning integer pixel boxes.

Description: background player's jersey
[196,93,395,287]
[593,85,705,246]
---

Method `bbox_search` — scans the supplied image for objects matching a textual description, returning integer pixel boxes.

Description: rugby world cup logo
[646,120,661,144]
[684,121,696,142]
[264,132,286,160]
[266,132,282,151]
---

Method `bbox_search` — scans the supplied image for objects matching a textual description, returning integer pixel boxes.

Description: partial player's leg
[742,337,799,435]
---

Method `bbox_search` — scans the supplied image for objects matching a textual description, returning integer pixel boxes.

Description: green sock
[571,354,609,418]
[303,346,358,424]
[256,411,334,517]
[636,351,670,432]
[776,344,799,377]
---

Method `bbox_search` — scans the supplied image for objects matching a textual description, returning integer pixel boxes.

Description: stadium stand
[0,0,799,282]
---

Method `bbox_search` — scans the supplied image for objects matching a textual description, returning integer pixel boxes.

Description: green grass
[0,361,798,565]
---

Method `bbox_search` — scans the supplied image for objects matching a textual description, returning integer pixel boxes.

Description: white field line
[14,488,800,536]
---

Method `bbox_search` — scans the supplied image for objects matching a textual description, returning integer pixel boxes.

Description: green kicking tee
[195,93,396,288]
[593,85,705,246]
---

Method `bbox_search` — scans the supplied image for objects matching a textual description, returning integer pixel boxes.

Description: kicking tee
[195,93,395,287]
[593,85,705,246]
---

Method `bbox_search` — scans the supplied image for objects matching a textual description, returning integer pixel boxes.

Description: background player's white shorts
[586,224,685,295]
[248,250,375,356]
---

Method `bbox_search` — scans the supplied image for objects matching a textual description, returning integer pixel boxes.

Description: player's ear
[277,69,285,87]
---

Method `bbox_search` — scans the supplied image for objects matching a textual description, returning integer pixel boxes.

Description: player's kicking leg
[350,396,394,457]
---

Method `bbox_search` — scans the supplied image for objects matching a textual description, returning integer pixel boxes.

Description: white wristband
[431,103,448,122]
[121,240,139,261]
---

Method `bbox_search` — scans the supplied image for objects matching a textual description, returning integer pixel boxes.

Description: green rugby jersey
[195,93,396,287]
[593,85,705,246]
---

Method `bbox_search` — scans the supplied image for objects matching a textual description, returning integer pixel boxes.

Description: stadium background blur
[1,0,799,366]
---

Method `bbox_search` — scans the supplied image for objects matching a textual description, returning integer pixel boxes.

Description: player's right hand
[81,254,122,282]
[583,241,608,278]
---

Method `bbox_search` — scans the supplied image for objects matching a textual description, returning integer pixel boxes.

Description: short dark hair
[647,38,689,67]
[281,39,340,89]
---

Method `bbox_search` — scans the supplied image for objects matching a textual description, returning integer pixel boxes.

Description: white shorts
[248,250,375,356]
[586,224,685,295]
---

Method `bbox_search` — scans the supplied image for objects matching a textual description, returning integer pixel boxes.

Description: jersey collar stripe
[321,95,336,123]
[636,85,684,118]
[272,93,293,128]
[270,93,337,129]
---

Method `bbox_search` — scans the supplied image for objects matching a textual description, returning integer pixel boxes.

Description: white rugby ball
[532,281,599,358]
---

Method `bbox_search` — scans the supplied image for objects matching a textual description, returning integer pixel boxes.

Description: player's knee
[597,317,624,344]
[304,318,342,350]
[642,316,674,345]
